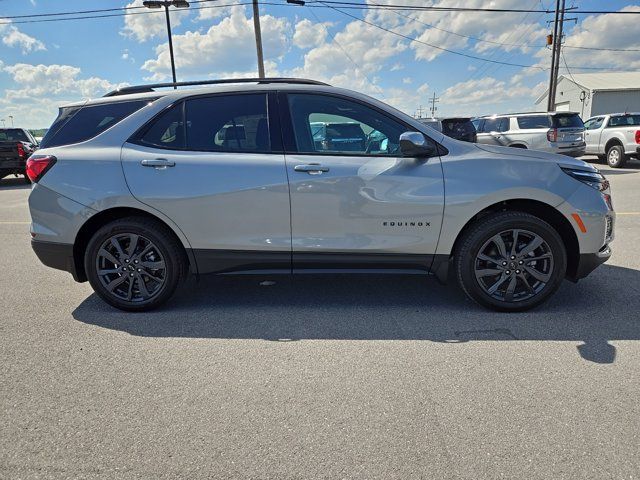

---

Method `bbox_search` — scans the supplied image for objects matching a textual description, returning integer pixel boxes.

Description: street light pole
[164,4,178,86]
[252,0,265,78]
[8,116,13,127]
[143,1,190,87]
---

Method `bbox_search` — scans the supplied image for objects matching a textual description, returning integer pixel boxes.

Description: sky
[0,0,638,128]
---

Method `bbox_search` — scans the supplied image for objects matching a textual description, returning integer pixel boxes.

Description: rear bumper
[31,240,85,282]
[0,158,26,171]
[569,245,612,282]
[555,143,586,157]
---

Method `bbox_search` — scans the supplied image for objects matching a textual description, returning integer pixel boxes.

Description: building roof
[566,72,640,91]
[535,72,640,104]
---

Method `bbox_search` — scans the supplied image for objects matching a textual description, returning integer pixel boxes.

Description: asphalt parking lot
[1,158,639,479]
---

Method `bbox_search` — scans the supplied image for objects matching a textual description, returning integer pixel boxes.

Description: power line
[317,1,543,70]
[304,1,640,15]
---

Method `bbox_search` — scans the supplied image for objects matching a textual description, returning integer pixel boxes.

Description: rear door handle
[294,163,329,174]
[141,158,175,169]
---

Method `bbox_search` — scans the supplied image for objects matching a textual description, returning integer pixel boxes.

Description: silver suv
[27,78,614,312]
[474,112,586,157]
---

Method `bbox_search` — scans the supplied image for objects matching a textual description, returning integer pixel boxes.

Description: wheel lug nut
[125,259,129,263]
[510,255,516,260]
[506,270,511,275]
[519,260,523,265]
[137,268,141,272]
[134,260,138,264]
[129,273,134,277]
[516,270,521,274]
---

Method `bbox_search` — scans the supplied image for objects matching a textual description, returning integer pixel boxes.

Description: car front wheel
[84,217,187,311]
[455,212,567,312]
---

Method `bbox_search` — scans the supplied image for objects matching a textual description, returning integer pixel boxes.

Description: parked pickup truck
[584,113,640,168]
[0,128,38,182]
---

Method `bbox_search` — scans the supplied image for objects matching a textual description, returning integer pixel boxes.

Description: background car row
[419,111,640,168]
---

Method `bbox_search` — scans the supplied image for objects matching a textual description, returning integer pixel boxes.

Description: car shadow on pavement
[0,177,31,189]
[72,264,640,364]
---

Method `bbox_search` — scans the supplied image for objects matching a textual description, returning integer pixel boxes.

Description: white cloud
[142,7,289,80]
[0,63,124,127]
[122,49,135,63]
[293,19,329,49]
[121,0,190,42]
[0,18,46,54]
[197,2,236,21]
[2,63,118,99]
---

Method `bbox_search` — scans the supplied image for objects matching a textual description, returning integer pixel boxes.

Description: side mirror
[399,131,436,158]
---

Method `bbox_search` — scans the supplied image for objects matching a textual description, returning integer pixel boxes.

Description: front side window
[584,117,604,130]
[287,94,408,156]
[517,116,551,129]
[185,94,270,152]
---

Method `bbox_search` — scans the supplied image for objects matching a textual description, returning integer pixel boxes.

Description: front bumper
[31,239,85,282]
[568,244,612,282]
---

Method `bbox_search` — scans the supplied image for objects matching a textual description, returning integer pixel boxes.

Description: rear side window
[552,114,583,128]
[607,115,640,127]
[185,94,270,152]
[41,100,150,148]
[516,116,551,129]
[137,103,185,149]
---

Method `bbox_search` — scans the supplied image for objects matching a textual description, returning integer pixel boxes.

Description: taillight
[635,130,640,144]
[17,142,25,159]
[547,128,558,142]
[26,155,57,183]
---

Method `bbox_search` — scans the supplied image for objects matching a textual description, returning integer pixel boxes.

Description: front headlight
[561,167,609,192]
[561,167,613,210]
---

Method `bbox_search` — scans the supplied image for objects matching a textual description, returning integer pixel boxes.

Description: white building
[535,72,640,119]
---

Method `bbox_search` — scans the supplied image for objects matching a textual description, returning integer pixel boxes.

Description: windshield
[0,129,30,143]
[552,114,583,129]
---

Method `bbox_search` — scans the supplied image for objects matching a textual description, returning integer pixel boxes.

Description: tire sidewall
[85,219,182,311]
[457,213,567,312]
[607,145,625,168]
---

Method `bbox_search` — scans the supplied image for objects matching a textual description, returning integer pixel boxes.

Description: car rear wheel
[607,145,627,168]
[455,212,567,312]
[85,217,187,311]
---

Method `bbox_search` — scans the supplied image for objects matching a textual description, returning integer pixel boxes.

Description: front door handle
[294,163,330,174]
[141,158,175,169]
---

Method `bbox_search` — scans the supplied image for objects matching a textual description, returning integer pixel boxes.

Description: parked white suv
[473,112,586,157]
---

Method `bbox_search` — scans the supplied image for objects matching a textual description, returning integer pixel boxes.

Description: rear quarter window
[40,100,151,148]
[516,116,551,129]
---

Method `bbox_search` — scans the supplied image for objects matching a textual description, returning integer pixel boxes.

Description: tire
[84,216,187,311]
[23,171,31,184]
[455,211,567,312]
[606,145,627,168]
[510,144,527,149]
[596,155,606,163]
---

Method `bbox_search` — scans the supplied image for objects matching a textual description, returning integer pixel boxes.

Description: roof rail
[104,77,330,97]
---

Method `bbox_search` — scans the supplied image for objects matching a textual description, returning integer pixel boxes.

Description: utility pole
[416,105,424,118]
[8,116,13,127]
[547,0,564,112]
[143,1,190,87]
[252,0,265,78]
[429,92,440,118]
